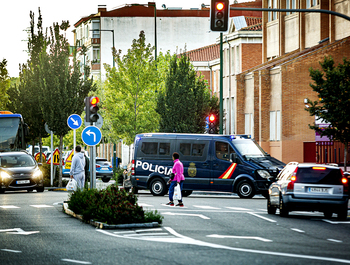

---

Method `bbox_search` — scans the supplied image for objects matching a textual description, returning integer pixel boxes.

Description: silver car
[267,162,349,220]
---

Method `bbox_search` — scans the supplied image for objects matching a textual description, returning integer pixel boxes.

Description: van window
[216,141,234,161]
[159,143,170,156]
[178,141,209,161]
[141,142,158,155]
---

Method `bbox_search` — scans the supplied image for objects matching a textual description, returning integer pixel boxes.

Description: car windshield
[231,139,266,158]
[0,154,36,168]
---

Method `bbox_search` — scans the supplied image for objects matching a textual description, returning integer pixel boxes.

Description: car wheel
[323,211,333,219]
[279,196,289,217]
[337,207,348,221]
[101,177,111,183]
[236,180,255,198]
[267,198,276,214]
[36,187,44,192]
[150,178,167,196]
[0,189,5,194]
[182,190,193,197]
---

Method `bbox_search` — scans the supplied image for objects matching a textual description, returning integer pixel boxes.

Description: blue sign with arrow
[81,126,102,146]
[67,114,83,130]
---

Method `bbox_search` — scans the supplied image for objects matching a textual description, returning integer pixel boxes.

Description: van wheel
[236,180,255,198]
[150,178,167,196]
[182,190,193,197]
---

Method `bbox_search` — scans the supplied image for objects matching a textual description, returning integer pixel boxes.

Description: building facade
[235,0,350,163]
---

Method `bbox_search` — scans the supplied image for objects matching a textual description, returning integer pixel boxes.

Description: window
[159,143,170,156]
[215,142,234,161]
[192,144,205,157]
[92,21,100,38]
[307,0,318,8]
[286,0,296,15]
[245,113,253,137]
[270,110,281,141]
[93,48,100,63]
[141,142,158,155]
[180,143,191,156]
[178,141,209,161]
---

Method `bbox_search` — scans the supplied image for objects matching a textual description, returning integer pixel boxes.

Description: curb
[63,203,160,229]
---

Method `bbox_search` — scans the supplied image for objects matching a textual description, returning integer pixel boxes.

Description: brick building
[235,0,350,163]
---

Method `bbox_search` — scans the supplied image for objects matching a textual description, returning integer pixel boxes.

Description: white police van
[130,133,285,198]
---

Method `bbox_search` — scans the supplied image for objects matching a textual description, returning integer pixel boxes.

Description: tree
[156,53,219,133]
[104,31,158,145]
[7,10,49,157]
[0,59,10,109]
[306,56,350,170]
[38,21,96,186]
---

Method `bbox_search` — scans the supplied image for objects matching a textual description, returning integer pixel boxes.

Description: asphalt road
[0,190,349,265]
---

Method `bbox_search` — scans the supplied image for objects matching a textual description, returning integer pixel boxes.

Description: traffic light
[84,96,100,123]
[208,114,217,134]
[210,0,229,32]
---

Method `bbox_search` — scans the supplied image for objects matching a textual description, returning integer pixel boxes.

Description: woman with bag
[166,152,185,207]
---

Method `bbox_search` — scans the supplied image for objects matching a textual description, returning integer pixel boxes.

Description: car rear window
[296,167,343,184]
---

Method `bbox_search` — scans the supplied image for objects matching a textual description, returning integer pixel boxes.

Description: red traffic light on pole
[208,114,217,134]
[84,96,100,123]
[210,0,229,32]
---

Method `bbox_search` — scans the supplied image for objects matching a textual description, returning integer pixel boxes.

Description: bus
[0,111,28,152]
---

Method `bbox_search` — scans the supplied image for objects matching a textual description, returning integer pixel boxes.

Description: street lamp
[89,29,115,67]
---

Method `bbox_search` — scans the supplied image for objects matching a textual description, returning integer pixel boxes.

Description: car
[0,151,44,193]
[95,157,113,182]
[267,162,349,220]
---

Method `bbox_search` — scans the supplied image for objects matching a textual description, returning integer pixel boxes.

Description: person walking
[166,152,185,207]
[70,145,86,191]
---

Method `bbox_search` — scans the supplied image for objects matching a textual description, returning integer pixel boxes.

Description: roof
[182,44,220,62]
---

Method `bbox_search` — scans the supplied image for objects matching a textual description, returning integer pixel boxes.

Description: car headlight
[0,171,11,180]
[256,170,271,179]
[32,170,43,179]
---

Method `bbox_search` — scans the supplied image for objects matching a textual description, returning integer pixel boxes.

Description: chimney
[98,5,107,12]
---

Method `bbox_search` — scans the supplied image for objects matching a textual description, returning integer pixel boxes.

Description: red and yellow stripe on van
[218,163,237,179]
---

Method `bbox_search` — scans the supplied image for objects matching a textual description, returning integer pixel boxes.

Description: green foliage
[307,56,350,168]
[68,185,163,224]
[144,210,164,224]
[104,31,159,145]
[0,59,10,109]
[156,53,220,133]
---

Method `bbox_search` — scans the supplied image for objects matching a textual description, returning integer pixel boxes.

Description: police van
[130,133,285,198]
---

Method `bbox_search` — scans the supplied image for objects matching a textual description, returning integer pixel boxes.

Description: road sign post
[68,114,83,153]
[82,126,102,189]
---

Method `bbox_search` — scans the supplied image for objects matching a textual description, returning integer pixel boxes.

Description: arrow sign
[67,114,82,130]
[82,126,102,146]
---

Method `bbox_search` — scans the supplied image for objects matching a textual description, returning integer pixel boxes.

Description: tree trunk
[344,142,348,172]
[59,135,64,187]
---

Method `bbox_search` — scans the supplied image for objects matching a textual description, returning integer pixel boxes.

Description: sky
[1,0,250,77]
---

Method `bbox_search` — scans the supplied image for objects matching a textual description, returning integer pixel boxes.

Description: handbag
[173,183,182,200]
[66,179,77,192]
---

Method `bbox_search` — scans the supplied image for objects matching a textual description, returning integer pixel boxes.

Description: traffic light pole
[219,33,223,134]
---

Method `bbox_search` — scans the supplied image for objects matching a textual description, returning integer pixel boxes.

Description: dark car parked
[267,162,349,220]
[0,151,44,193]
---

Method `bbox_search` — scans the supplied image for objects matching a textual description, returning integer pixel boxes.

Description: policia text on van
[130,133,285,198]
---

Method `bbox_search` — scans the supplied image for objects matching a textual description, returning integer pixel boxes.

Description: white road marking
[1,249,22,253]
[207,234,272,242]
[291,228,305,233]
[161,204,188,208]
[226,207,251,211]
[162,212,210,219]
[138,203,153,207]
[61,259,92,264]
[248,212,277,223]
[0,205,20,209]
[0,228,40,235]
[323,219,350,224]
[97,227,350,264]
[328,239,343,243]
[193,205,221,210]
[30,205,54,208]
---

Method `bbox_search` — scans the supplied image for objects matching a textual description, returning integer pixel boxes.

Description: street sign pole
[73,129,76,155]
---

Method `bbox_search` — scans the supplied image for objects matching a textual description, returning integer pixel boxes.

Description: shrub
[67,185,163,225]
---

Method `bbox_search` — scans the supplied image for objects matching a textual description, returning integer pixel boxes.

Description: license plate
[17,180,30,184]
[101,167,108,170]
[309,187,328,193]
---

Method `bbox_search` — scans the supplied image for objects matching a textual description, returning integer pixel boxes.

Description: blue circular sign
[81,126,102,146]
[67,114,83,130]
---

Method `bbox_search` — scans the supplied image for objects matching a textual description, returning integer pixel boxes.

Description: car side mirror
[230,153,240,164]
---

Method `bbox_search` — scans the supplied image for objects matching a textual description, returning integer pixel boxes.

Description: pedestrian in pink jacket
[166,152,185,207]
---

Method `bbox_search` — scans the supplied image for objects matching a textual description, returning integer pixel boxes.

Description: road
[0,190,349,265]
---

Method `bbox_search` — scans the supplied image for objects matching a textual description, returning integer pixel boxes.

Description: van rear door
[176,139,211,191]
